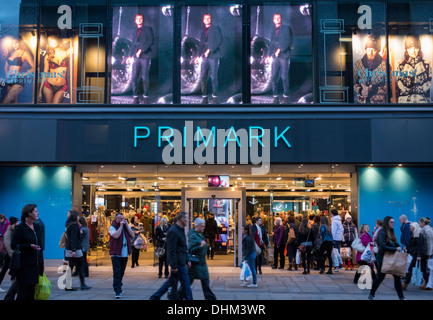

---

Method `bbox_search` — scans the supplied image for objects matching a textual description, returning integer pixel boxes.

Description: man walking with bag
[150,211,193,300]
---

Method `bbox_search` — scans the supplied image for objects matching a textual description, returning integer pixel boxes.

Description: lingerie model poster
[110,6,173,104]
[389,33,432,103]
[0,33,36,104]
[37,34,74,104]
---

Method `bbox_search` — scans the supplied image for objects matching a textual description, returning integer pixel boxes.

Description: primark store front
[1,0,433,267]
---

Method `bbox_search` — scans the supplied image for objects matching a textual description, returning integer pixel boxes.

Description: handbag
[351,237,366,252]
[188,252,200,264]
[360,245,375,264]
[59,231,67,249]
[286,227,296,245]
[65,249,83,258]
[298,227,311,253]
[34,272,52,300]
[254,242,262,256]
[411,260,423,287]
[381,251,408,278]
[155,246,165,257]
[133,234,145,249]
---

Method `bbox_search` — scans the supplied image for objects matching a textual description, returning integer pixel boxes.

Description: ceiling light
[197,177,203,180]
[237,177,242,180]
[276,177,282,180]
[157,177,165,180]
[291,188,296,191]
[315,177,322,180]
[118,177,126,180]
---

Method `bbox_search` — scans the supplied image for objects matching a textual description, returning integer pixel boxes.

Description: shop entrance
[182,187,246,267]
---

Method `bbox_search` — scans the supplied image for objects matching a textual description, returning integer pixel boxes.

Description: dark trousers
[150,266,193,300]
[271,57,290,97]
[131,247,140,267]
[68,256,86,286]
[158,254,169,277]
[16,284,36,301]
[273,245,285,268]
[301,245,313,272]
[370,264,404,299]
[318,241,334,272]
[421,254,431,284]
[132,57,151,97]
[83,251,89,277]
[4,279,18,300]
[0,254,10,285]
[200,57,219,97]
[111,256,128,295]
[179,278,216,300]
[287,243,297,265]
[255,248,264,272]
[206,237,215,259]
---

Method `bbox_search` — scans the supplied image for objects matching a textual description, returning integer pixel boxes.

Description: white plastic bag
[295,250,301,265]
[406,254,413,273]
[240,261,252,282]
[360,245,375,264]
[411,260,423,287]
[427,259,433,289]
[332,248,341,267]
[351,237,365,252]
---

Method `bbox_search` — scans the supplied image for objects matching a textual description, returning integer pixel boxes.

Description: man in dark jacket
[204,212,218,260]
[195,13,223,104]
[130,13,154,104]
[150,211,193,300]
[265,13,293,104]
[399,215,411,250]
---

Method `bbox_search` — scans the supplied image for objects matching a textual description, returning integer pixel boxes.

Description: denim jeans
[111,256,128,295]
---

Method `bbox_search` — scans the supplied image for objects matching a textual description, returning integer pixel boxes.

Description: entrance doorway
[182,187,246,267]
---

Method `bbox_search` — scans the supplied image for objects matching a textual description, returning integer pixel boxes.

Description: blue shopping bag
[411,260,423,287]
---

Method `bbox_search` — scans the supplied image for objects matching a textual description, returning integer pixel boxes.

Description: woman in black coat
[11,204,44,300]
[368,216,405,300]
[154,217,171,278]
[65,210,91,290]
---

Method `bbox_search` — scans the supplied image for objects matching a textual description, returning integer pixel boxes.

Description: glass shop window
[317,1,388,104]
[0,0,38,104]
[250,3,313,105]
[109,2,174,105]
[388,1,433,104]
[180,4,243,105]
[38,0,107,104]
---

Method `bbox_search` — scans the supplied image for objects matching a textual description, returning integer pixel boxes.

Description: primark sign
[133,121,292,175]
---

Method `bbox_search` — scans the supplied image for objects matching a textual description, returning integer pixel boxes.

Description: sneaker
[0,287,6,293]
[115,293,122,299]
[368,294,374,300]
[241,281,250,287]
[247,283,257,288]
[81,285,92,290]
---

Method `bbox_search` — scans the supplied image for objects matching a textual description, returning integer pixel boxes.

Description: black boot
[132,96,139,104]
[201,96,208,104]
[272,96,279,104]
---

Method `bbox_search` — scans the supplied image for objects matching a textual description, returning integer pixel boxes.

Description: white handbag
[351,237,365,252]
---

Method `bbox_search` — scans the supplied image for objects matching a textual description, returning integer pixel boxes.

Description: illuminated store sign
[133,121,292,174]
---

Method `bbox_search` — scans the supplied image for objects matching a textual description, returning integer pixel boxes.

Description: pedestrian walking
[150,211,193,300]
[0,216,19,293]
[285,215,299,271]
[251,217,269,274]
[298,219,314,275]
[10,204,44,300]
[79,216,90,278]
[204,212,218,260]
[154,217,170,278]
[272,217,285,269]
[242,224,257,287]
[130,216,144,268]
[399,215,411,251]
[331,209,344,271]
[353,224,376,284]
[342,214,357,270]
[419,217,433,290]
[109,212,135,299]
[368,216,406,300]
[402,222,423,290]
[318,216,334,274]
[183,218,216,300]
[65,210,91,290]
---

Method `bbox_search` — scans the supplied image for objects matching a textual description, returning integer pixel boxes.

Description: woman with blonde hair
[354,224,376,284]
[402,222,424,290]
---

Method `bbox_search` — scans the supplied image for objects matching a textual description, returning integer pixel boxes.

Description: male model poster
[111,6,173,104]
[181,6,242,104]
[250,5,312,104]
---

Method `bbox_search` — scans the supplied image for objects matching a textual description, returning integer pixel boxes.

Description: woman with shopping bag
[241,225,257,288]
[354,224,376,284]
[368,216,406,300]
[419,217,433,290]
[402,222,424,290]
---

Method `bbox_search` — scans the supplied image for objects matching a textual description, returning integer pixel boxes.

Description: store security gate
[182,187,246,267]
